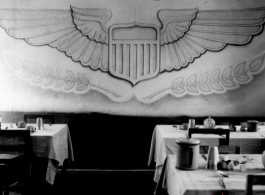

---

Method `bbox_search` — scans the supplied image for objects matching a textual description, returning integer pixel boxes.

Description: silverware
[243,155,250,160]
[202,154,207,161]
[258,130,265,138]
[242,156,254,162]
[218,176,226,189]
[217,171,230,177]
[240,159,253,164]
[217,171,245,178]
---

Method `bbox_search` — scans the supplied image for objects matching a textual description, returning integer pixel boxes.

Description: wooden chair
[24,114,54,124]
[0,130,32,195]
[246,174,265,195]
[188,128,240,154]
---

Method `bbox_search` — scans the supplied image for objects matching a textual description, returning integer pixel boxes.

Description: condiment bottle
[247,120,258,132]
[227,161,234,171]
[203,116,215,128]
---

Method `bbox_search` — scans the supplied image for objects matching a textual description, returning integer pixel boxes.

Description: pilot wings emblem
[0,6,265,85]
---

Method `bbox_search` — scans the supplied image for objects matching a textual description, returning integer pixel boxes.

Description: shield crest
[109,23,160,85]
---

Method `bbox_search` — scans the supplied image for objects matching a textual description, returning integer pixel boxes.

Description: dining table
[155,154,265,195]
[2,123,74,185]
[148,125,265,183]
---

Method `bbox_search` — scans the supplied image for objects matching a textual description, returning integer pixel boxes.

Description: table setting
[148,117,265,195]
[0,120,74,185]
[155,153,265,195]
[148,126,265,182]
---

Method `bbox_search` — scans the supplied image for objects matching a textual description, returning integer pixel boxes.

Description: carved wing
[0,6,111,71]
[158,7,265,72]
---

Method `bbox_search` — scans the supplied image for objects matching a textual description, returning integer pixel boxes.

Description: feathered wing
[0,6,111,71]
[159,7,265,72]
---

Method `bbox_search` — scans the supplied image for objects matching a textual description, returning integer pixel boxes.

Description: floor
[8,171,157,195]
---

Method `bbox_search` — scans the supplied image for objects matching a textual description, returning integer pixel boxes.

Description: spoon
[217,171,230,177]
[218,176,226,189]
[242,156,254,162]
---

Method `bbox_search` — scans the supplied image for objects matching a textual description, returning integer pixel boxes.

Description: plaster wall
[0,0,265,116]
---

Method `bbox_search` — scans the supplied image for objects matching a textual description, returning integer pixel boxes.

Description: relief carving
[1,5,265,104]
[0,6,265,85]
[109,23,160,85]
[5,51,265,103]
[5,55,124,101]
[143,52,265,102]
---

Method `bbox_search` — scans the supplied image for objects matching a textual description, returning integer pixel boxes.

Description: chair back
[188,128,230,145]
[188,128,239,154]
[246,174,265,195]
[0,130,31,157]
[200,145,240,154]
[24,114,54,124]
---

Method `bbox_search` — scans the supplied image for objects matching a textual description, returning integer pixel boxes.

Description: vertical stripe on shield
[111,42,158,80]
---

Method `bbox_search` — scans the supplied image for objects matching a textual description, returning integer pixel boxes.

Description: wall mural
[0,4,265,104]
[1,0,265,115]
[4,52,265,103]
[145,53,265,100]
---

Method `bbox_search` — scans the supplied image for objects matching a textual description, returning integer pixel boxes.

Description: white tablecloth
[148,125,265,183]
[2,123,74,185]
[156,154,265,195]
[31,124,74,184]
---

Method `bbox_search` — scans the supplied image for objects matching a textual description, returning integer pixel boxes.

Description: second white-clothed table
[2,123,74,185]
[148,125,265,183]
[156,154,265,195]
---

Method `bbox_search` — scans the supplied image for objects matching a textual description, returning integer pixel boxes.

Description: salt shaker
[188,119,196,129]
[36,118,44,130]
[240,164,246,172]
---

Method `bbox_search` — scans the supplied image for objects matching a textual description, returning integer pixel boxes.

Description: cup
[206,146,219,170]
[188,119,196,129]
[36,118,44,130]
[27,125,36,133]
[247,120,258,132]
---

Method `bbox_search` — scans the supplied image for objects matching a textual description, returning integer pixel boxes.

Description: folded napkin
[258,128,265,137]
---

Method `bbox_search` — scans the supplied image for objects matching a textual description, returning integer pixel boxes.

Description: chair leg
[24,176,32,195]
[3,181,9,195]
[25,163,33,195]
[0,182,3,195]
[62,165,67,174]
[62,159,68,174]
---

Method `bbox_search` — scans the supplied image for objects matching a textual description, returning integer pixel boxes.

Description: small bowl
[180,123,188,130]
[16,121,27,128]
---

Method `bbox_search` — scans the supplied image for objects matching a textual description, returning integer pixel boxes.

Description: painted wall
[0,0,265,116]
